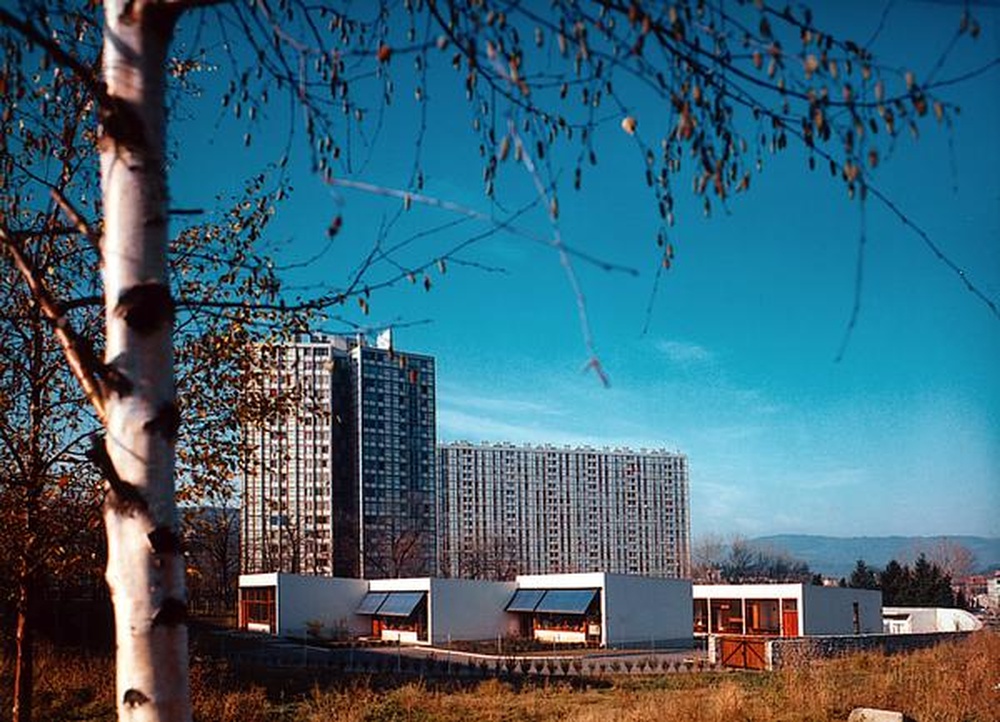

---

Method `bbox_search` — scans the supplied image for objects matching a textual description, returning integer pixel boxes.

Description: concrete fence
[226,649,724,678]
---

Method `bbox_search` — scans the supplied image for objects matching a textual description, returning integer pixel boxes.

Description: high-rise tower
[437,443,690,579]
[241,331,436,578]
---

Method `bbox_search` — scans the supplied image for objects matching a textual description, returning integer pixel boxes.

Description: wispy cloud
[657,339,714,366]
[437,380,680,450]
[439,392,563,417]
[437,383,575,444]
[795,466,868,491]
[694,424,765,443]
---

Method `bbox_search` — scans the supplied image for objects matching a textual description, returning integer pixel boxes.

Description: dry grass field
[2,631,996,721]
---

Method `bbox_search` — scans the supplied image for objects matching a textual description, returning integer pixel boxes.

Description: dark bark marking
[98,94,149,152]
[144,401,180,441]
[123,688,150,708]
[105,480,148,515]
[98,357,134,398]
[88,434,149,515]
[115,282,174,335]
[152,597,188,627]
[120,0,138,24]
[148,526,181,555]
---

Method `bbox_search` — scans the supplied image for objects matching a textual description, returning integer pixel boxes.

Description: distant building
[241,330,436,579]
[987,572,1000,609]
[437,442,690,579]
[954,574,988,609]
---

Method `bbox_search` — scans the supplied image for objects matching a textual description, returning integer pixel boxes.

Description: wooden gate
[718,636,768,670]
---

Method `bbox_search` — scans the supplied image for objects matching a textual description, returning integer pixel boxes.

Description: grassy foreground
[2,632,996,721]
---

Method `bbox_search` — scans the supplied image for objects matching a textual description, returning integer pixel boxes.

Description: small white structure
[882,606,983,634]
[359,577,518,646]
[513,572,692,648]
[238,572,369,639]
[693,583,882,637]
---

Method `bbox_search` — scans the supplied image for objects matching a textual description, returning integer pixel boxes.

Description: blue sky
[172,1,1000,539]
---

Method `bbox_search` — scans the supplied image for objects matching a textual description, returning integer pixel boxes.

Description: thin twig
[50,188,101,253]
[327,177,638,276]
[835,192,867,363]
[509,120,610,387]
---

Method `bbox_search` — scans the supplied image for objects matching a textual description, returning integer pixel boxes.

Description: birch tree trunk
[99,2,189,719]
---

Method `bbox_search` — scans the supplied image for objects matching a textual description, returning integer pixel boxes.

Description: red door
[781,599,799,637]
[781,610,798,636]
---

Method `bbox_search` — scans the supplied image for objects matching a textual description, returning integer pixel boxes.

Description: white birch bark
[99,2,190,720]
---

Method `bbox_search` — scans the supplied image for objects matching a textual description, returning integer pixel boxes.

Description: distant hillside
[750,534,1000,579]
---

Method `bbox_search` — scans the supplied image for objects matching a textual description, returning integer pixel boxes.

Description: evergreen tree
[848,559,880,590]
[880,559,909,606]
[879,556,956,606]
[911,554,955,606]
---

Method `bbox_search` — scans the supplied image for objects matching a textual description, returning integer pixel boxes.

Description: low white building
[693,583,882,637]
[238,572,369,639]
[882,606,983,634]
[512,572,693,648]
[238,572,693,649]
[359,577,517,645]
[239,573,517,646]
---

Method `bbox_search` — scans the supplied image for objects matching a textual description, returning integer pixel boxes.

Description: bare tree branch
[0,227,111,423]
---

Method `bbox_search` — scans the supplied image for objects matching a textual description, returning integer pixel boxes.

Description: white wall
[428,578,518,645]
[516,572,606,590]
[369,577,432,593]
[801,585,882,635]
[603,574,692,648]
[882,606,983,633]
[693,583,804,602]
[240,572,279,587]
[275,574,369,638]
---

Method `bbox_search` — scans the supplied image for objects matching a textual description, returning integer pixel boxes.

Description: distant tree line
[847,555,962,607]
[693,536,816,584]
[693,536,975,606]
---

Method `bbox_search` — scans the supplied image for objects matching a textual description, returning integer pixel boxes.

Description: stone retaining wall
[769,632,972,669]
